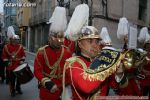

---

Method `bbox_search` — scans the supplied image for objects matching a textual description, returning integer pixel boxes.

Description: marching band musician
[62,25,127,100]
[63,26,127,100]
[2,26,25,97]
[34,6,72,100]
[63,26,103,100]
[99,27,120,96]
[62,4,128,100]
[138,27,150,98]
[116,17,142,96]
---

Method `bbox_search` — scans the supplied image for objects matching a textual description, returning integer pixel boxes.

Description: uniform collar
[80,53,92,62]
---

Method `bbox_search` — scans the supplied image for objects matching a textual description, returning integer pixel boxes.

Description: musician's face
[78,38,100,58]
[48,33,64,49]
[11,39,20,44]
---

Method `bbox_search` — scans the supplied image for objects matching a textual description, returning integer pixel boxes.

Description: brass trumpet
[122,49,147,69]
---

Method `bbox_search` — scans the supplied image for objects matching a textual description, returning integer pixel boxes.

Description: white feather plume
[138,27,148,43]
[145,33,150,43]
[65,4,89,41]
[7,26,15,39]
[117,17,129,40]
[100,27,112,45]
[48,7,67,34]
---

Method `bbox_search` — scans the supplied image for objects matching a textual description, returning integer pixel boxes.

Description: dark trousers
[143,86,150,99]
[7,70,21,93]
[0,66,5,82]
[0,59,5,82]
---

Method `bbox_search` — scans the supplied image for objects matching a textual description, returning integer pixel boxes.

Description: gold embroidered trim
[83,54,123,81]
[41,77,50,87]
[62,56,86,100]
[5,44,22,60]
[43,46,64,79]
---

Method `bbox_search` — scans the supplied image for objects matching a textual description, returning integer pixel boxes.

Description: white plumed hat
[48,6,67,35]
[65,4,89,41]
[117,17,129,41]
[7,26,15,39]
[13,35,20,39]
[100,27,112,45]
[138,27,149,43]
[145,33,150,43]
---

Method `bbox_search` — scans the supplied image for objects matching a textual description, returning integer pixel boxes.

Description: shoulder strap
[43,46,64,79]
[5,44,22,57]
[62,56,87,100]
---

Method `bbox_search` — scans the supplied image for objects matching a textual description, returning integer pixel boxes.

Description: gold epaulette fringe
[37,45,49,52]
[65,55,123,82]
[83,55,122,81]
[83,61,121,81]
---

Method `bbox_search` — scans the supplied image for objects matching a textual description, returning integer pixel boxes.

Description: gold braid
[43,46,64,79]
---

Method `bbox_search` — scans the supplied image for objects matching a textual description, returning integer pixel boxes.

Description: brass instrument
[83,47,122,81]
[122,49,147,69]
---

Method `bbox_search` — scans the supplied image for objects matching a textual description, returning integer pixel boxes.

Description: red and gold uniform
[64,38,76,54]
[2,43,25,70]
[34,45,72,100]
[64,55,118,100]
[115,65,142,96]
[2,43,25,95]
[139,53,150,96]
[114,49,142,96]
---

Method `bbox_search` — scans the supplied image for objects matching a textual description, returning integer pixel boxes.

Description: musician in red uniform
[138,30,150,98]
[34,6,72,100]
[117,17,141,96]
[62,26,126,100]
[140,45,150,98]
[2,34,25,97]
[98,27,121,96]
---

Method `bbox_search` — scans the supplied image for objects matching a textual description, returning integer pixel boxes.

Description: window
[138,0,147,21]
[11,8,16,15]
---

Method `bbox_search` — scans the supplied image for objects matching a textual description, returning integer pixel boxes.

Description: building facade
[27,0,150,53]
[0,13,4,33]
[16,0,31,47]
[0,13,5,44]
[91,0,150,48]
[28,0,55,52]
[4,0,19,34]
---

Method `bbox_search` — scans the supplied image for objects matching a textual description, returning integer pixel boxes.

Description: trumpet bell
[122,49,147,69]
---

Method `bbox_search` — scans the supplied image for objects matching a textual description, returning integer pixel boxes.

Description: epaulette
[65,56,80,69]
[66,56,79,63]
[37,45,49,52]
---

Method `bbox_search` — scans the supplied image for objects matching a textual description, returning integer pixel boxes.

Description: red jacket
[2,43,25,70]
[64,56,118,100]
[116,68,142,96]
[34,45,72,100]
[64,38,76,54]
[139,53,150,87]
